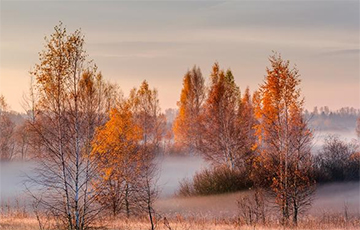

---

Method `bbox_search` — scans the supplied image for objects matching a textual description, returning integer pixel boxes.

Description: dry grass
[0,217,39,230]
[1,183,359,230]
[1,215,359,230]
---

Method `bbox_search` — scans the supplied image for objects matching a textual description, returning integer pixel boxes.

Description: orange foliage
[253,53,314,226]
[92,103,142,180]
[173,66,205,152]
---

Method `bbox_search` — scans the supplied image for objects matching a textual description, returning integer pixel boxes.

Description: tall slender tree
[129,80,166,152]
[91,101,142,218]
[128,80,164,228]
[27,23,109,230]
[199,62,245,170]
[238,87,258,169]
[253,53,314,226]
[288,107,314,225]
[0,95,15,160]
[173,66,205,152]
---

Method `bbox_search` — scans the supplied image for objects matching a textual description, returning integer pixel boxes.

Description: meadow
[1,179,359,230]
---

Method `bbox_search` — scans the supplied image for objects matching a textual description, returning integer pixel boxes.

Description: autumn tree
[238,87,258,170]
[134,157,160,230]
[200,63,250,171]
[91,101,142,218]
[129,80,166,152]
[27,23,111,230]
[173,66,205,152]
[287,106,314,225]
[91,81,163,228]
[17,76,43,160]
[253,53,314,226]
[13,122,31,159]
[129,80,164,227]
[0,95,15,160]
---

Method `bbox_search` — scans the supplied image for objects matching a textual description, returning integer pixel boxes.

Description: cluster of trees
[314,136,359,182]
[0,96,34,160]
[173,57,360,225]
[173,64,256,171]
[91,81,165,227]
[308,106,360,117]
[173,55,317,226]
[305,106,360,131]
[19,24,165,230]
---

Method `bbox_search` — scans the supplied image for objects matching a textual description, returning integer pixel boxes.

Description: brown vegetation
[1,212,359,230]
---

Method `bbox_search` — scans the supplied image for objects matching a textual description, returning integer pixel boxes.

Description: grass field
[0,215,360,230]
[1,182,359,230]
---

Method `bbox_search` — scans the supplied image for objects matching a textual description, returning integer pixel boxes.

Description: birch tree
[92,81,163,221]
[253,53,314,226]
[91,101,142,218]
[0,95,15,160]
[129,80,166,152]
[27,23,109,230]
[129,81,163,226]
[173,66,205,152]
[200,63,245,170]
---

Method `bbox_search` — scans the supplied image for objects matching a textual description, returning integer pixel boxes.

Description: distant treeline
[305,106,360,131]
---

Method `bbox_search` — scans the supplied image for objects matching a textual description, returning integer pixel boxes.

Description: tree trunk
[148,202,154,230]
[293,199,298,226]
[125,183,130,218]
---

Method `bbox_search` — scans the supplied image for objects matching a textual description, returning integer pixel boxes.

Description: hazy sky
[0,0,359,112]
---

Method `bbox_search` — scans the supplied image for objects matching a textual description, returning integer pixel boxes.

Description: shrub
[177,166,252,196]
[238,188,267,225]
[177,178,195,197]
[314,135,359,183]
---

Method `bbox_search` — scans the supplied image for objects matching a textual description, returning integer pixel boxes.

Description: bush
[177,178,195,197]
[238,188,267,225]
[314,135,359,183]
[177,166,252,196]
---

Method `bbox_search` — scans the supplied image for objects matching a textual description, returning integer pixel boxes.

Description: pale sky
[0,0,359,112]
